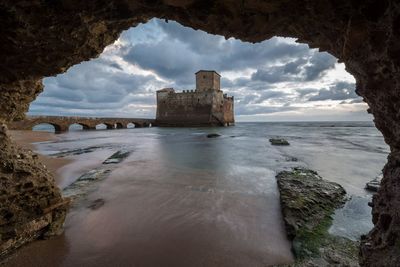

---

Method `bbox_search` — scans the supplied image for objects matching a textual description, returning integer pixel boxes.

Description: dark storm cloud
[121,19,313,88]
[156,19,223,55]
[250,66,297,84]
[303,52,337,81]
[238,91,288,105]
[30,54,160,116]
[283,58,307,74]
[296,88,319,97]
[109,62,124,71]
[42,59,157,105]
[308,82,359,101]
[249,52,337,86]
[122,40,197,86]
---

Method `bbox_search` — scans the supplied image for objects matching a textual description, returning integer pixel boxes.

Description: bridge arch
[32,122,62,133]
[96,123,113,130]
[127,122,136,129]
[69,122,94,131]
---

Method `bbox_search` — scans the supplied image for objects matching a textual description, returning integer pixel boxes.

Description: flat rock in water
[78,169,111,181]
[207,133,221,138]
[269,138,290,146]
[62,169,112,200]
[285,156,298,162]
[103,150,130,164]
[365,177,381,192]
[276,168,358,266]
[51,145,109,157]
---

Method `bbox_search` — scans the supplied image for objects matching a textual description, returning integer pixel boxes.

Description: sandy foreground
[5,129,294,267]
[9,130,72,184]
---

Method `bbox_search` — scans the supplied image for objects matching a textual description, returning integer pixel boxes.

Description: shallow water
[4,122,388,266]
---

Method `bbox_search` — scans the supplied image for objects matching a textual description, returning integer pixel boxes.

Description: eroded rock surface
[0,1,399,265]
[276,168,358,266]
[0,124,68,259]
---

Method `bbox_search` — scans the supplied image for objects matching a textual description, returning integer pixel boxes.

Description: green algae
[276,168,359,266]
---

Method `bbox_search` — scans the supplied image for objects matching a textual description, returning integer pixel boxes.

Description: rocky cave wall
[0,0,399,265]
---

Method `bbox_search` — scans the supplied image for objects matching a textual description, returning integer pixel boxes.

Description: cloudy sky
[29,19,371,121]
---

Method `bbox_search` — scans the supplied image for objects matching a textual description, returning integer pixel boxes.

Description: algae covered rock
[365,174,381,192]
[269,138,290,146]
[277,168,346,240]
[276,168,359,266]
[103,150,130,164]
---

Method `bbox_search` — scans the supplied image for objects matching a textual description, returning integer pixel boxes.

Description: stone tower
[195,70,221,91]
[156,70,234,127]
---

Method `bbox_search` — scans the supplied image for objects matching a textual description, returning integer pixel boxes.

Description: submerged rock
[87,198,105,210]
[269,138,290,146]
[365,175,381,192]
[78,169,111,181]
[206,133,221,138]
[276,168,358,266]
[285,156,298,162]
[62,169,111,200]
[51,145,109,157]
[103,150,130,164]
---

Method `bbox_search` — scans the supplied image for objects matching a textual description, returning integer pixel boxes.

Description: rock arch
[0,1,399,265]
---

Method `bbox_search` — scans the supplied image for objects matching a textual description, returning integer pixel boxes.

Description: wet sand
[4,129,295,267]
[9,130,72,183]
[4,165,294,267]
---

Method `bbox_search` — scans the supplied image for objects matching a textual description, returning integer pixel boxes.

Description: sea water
[7,122,387,266]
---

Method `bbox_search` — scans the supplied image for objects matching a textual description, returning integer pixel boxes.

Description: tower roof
[195,70,221,77]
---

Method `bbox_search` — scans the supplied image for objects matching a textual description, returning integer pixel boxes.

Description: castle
[156,70,234,127]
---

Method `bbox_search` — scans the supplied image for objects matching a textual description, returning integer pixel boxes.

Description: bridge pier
[82,125,96,130]
[114,123,126,129]
[55,125,68,133]
[103,123,114,130]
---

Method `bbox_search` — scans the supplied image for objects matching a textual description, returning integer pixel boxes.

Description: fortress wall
[156,91,215,126]
[156,90,234,126]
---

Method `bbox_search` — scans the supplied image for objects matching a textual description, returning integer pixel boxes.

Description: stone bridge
[8,116,156,132]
